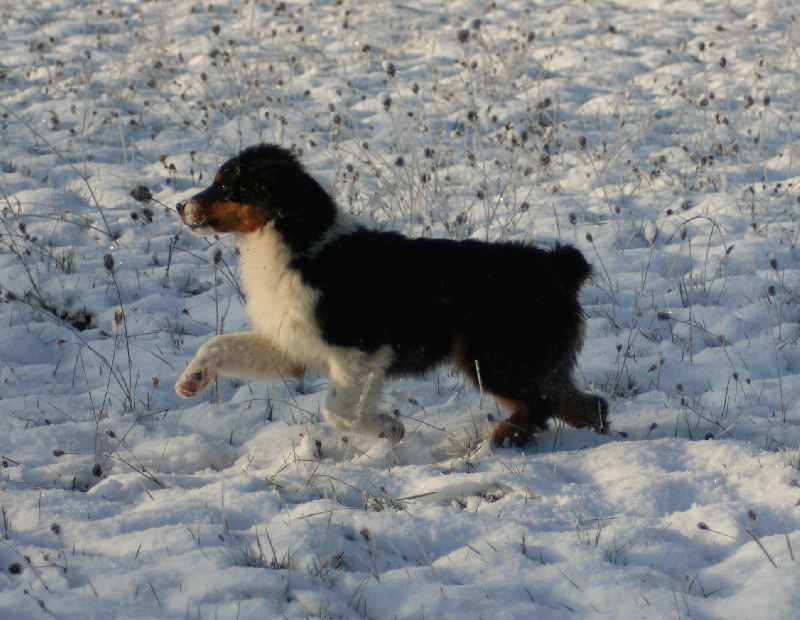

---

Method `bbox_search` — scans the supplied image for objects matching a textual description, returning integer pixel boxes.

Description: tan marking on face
[192,197,270,233]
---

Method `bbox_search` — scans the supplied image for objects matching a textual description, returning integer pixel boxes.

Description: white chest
[236,230,324,360]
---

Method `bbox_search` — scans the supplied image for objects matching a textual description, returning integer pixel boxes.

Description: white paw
[376,413,405,441]
[175,360,214,398]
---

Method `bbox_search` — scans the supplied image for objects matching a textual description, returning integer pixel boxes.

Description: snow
[1,0,800,617]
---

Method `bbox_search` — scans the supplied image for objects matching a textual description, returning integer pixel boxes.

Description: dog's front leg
[322,350,405,440]
[175,332,304,398]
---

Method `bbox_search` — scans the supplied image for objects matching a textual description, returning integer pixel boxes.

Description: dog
[175,143,608,447]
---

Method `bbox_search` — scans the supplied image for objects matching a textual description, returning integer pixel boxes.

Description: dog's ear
[221,161,240,184]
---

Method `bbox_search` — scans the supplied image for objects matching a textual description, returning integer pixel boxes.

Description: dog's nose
[176,200,186,214]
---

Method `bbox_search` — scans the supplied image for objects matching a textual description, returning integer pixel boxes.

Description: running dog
[175,143,607,447]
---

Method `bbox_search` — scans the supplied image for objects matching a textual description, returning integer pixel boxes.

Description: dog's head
[176,144,336,246]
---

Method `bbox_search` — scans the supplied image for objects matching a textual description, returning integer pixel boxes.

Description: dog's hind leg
[556,385,609,433]
[490,381,609,447]
[175,332,304,398]
[322,349,405,440]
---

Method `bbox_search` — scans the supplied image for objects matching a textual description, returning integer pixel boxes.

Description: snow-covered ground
[1,0,800,617]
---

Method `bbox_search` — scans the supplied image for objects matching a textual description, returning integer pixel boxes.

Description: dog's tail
[552,243,593,290]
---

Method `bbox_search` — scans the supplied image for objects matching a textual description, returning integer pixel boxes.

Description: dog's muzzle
[176,199,195,226]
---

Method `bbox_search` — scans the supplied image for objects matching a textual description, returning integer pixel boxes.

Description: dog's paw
[491,421,533,449]
[376,413,405,441]
[175,365,213,398]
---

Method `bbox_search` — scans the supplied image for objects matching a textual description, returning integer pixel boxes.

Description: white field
[1,0,800,617]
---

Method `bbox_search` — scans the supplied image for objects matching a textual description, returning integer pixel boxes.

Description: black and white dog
[175,144,607,447]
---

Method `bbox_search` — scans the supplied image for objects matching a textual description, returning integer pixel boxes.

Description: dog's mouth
[180,215,202,229]
[179,213,198,228]
[184,220,211,233]
[180,214,214,234]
